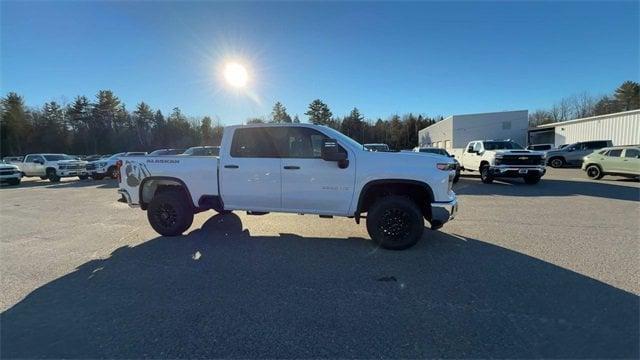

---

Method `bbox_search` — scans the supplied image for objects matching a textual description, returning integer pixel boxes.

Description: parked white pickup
[118,124,459,250]
[17,154,89,182]
[458,140,546,184]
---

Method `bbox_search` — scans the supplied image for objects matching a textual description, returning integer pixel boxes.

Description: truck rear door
[219,127,282,211]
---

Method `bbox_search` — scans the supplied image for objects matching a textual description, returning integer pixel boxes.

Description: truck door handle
[224,165,239,169]
[283,166,300,170]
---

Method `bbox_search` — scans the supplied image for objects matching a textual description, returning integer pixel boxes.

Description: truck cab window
[230,128,280,158]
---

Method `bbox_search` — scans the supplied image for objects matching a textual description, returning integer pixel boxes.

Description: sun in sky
[223,62,248,88]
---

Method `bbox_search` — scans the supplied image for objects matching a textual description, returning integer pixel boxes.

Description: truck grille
[0,170,17,175]
[497,155,543,166]
[60,164,85,170]
[86,163,96,170]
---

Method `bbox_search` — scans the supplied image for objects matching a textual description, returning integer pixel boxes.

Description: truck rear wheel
[147,189,194,236]
[366,196,424,250]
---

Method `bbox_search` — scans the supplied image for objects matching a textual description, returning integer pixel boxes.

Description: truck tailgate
[118,156,219,207]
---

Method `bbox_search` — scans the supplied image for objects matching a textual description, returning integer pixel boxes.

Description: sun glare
[223,62,248,88]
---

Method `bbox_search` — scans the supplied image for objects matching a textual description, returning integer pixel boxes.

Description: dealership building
[418,110,529,155]
[527,109,640,147]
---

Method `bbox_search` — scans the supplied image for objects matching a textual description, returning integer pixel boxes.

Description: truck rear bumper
[430,197,458,229]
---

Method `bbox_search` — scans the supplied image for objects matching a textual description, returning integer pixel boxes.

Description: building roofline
[533,109,640,129]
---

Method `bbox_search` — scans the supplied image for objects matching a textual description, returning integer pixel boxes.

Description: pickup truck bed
[119,156,219,209]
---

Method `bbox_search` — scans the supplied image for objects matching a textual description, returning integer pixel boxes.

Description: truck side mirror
[321,139,349,168]
[449,154,455,158]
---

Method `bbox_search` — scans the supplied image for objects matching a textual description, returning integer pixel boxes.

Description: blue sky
[1,1,638,124]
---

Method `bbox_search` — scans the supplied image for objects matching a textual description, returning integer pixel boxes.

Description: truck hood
[0,164,19,170]
[362,150,455,166]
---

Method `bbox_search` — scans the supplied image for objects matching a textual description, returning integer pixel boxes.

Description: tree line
[529,81,640,126]
[1,92,440,156]
[3,80,637,156]
[0,90,223,157]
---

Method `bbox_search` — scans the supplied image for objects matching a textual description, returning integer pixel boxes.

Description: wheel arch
[139,176,194,210]
[354,179,434,222]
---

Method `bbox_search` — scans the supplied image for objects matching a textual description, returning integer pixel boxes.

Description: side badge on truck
[124,161,151,187]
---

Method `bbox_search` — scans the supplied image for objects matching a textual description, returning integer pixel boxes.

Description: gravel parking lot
[1,169,638,358]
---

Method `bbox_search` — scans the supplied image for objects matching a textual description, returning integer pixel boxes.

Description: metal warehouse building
[528,109,640,147]
[418,110,529,156]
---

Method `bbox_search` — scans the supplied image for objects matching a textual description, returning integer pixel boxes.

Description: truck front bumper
[430,197,458,229]
[489,165,546,177]
[117,189,138,208]
[58,169,88,177]
[0,172,22,182]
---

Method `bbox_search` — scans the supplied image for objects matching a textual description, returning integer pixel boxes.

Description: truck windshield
[43,154,74,161]
[365,144,390,152]
[483,141,523,150]
[419,148,448,156]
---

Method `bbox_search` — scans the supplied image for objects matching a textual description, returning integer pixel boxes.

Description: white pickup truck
[117,124,458,250]
[17,154,89,182]
[458,140,546,184]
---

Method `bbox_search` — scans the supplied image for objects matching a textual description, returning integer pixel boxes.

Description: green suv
[581,146,640,180]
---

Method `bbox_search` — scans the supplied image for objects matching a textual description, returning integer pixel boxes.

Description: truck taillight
[115,160,123,183]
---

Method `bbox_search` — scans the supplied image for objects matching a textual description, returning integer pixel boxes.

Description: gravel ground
[1,168,638,358]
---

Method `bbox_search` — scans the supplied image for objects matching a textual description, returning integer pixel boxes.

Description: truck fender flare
[354,179,435,221]
[139,176,194,210]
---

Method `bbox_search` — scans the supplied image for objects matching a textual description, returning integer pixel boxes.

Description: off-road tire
[549,157,565,168]
[78,175,89,180]
[147,189,194,236]
[586,165,603,180]
[480,164,494,184]
[524,175,542,184]
[47,169,61,183]
[366,196,424,250]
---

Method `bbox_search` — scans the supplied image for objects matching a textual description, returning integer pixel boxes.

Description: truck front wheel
[47,169,61,183]
[480,165,493,184]
[147,189,194,236]
[366,196,424,250]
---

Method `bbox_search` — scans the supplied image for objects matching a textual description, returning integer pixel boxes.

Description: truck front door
[219,127,282,211]
[278,127,356,215]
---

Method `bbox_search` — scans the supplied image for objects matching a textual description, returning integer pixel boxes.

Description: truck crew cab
[17,154,89,182]
[117,124,458,250]
[459,140,546,184]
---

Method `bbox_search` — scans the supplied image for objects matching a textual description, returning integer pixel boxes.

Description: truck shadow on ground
[455,175,640,201]
[0,179,117,190]
[1,213,638,359]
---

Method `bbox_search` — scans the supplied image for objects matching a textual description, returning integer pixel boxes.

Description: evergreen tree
[614,81,640,111]
[133,102,154,148]
[0,92,30,155]
[305,99,333,125]
[270,101,292,123]
[340,107,364,141]
[201,116,213,145]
